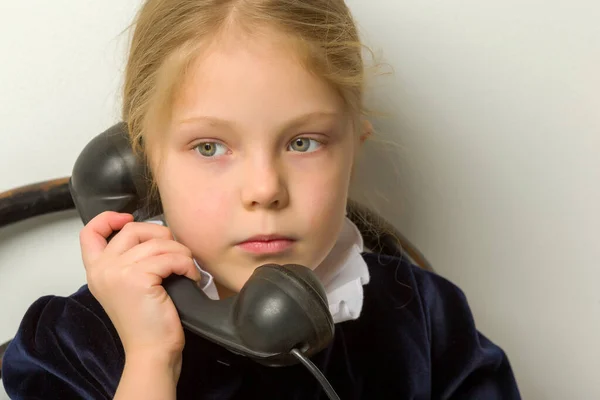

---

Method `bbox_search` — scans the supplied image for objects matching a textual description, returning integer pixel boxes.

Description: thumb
[79,212,134,266]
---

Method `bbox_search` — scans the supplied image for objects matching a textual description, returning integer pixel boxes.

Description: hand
[79,211,201,363]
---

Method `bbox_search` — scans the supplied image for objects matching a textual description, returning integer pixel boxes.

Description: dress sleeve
[2,292,124,400]
[415,270,522,399]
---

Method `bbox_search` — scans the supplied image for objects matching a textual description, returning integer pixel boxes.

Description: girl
[2,0,521,399]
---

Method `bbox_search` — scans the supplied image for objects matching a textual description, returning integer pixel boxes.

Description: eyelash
[193,136,325,158]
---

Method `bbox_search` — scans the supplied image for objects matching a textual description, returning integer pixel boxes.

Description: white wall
[346,1,600,399]
[0,1,598,399]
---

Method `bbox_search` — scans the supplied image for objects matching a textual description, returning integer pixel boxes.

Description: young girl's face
[150,31,360,296]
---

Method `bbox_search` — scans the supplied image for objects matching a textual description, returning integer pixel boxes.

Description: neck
[215,282,237,299]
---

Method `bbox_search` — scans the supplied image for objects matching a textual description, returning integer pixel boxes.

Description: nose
[240,155,289,211]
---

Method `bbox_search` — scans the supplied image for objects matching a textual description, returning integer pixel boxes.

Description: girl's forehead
[170,37,346,126]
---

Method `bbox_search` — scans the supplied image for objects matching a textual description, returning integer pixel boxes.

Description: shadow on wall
[350,79,432,248]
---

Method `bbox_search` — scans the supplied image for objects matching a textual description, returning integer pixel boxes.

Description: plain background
[1,1,598,399]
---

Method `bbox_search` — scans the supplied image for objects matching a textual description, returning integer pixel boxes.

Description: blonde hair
[121,0,378,206]
[117,0,422,264]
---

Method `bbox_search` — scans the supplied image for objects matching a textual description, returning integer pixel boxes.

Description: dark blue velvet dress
[2,253,521,399]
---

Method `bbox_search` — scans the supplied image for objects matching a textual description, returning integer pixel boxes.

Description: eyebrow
[176,111,343,132]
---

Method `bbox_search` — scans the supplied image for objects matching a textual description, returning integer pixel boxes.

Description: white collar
[146,216,371,324]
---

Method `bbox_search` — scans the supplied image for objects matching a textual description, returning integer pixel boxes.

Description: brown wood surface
[0,177,74,228]
[0,340,9,378]
[0,177,70,200]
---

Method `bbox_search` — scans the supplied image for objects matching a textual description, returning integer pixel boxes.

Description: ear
[350,119,372,180]
[360,119,373,144]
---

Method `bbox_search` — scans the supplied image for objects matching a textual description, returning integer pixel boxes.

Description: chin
[225,264,259,293]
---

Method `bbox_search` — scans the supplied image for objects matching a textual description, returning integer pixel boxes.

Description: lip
[237,235,296,254]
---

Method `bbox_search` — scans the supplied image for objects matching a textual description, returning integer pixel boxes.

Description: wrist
[125,349,183,380]
[114,350,182,400]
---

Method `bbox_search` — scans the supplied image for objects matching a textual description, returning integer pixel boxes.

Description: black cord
[290,348,340,400]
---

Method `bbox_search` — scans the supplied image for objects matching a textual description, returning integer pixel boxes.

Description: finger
[141,253,202,283]
[80,212,134,266]
[105,222,174,256]
[120,239,193,265]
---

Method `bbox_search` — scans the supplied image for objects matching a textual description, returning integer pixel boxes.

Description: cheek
[294,152,353,226]
[292,160,351,269]
[155,159,234,247]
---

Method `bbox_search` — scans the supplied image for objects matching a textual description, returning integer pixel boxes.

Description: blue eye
[195,142,228,157]
[288,138,321,153]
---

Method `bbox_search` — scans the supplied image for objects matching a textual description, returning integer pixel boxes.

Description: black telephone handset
[69,124,339,398]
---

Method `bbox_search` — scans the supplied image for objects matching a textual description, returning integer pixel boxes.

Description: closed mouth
[237,235,297,254]
[239,234,295,244]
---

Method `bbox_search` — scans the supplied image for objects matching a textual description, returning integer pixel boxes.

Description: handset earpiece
[69,123,336,367]
[68,122,150,225]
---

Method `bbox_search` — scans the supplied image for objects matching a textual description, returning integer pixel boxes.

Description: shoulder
[358,252,474,346]
[12,285,121,355]
[359,252,522,399]
[361,251,470,316]
[2,286,122,399]
[360,250,492,345]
